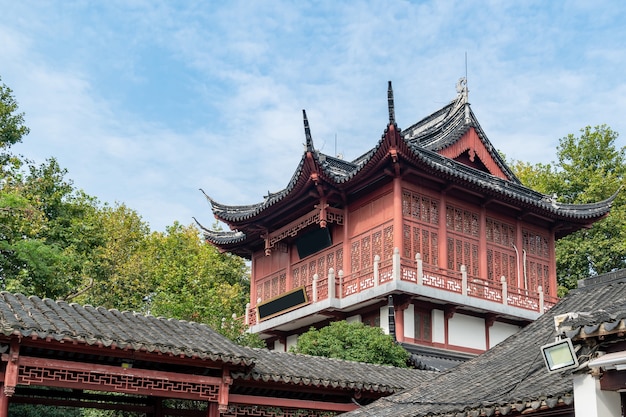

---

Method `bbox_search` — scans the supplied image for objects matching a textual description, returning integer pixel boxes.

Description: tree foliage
[0,76,30,167]
[511,125,626,293]
[0,76,262,349]
[291,321,409,367]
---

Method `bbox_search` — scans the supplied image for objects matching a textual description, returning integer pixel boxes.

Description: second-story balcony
[247,245,559,336]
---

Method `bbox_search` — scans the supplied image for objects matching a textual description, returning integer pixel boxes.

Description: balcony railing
[246,248,559,326]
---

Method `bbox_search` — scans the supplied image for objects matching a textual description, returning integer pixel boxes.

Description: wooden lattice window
[445,204,479,274]
[350,225,393,273]
[522,229,551,293]
[446,206,479,236]
[486,218,517,285]
[402,190,439,225]
[447,237,478,274]
[403,224,438,265]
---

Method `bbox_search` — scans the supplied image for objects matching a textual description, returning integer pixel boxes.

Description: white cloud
[1,0,626,231]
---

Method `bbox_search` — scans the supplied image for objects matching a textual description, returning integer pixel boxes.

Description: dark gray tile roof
[0,292,255,366]
[402,344,473,371]
[0,292,435,396]
[340,269,626,417]
[234,347,435,394]
[201,88,615,247]
[402,94,518,184]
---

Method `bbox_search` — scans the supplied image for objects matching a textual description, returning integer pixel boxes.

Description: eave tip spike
[303,109,314,152]
[387,81,395,125]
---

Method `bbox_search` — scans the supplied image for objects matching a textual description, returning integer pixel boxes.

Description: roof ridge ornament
[456,77,471,125]
[302,109,314,152]
[387,81,396,125]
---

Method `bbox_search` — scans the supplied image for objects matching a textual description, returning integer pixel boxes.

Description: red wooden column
[342,205,350,296]
[438,192,448,270]
[393,176,403,255]
[0,340,19,417]
[207,402,219,417]
[0,382,8,417]
[548,229,557,297]
[515,218,525,289]
[479,205,488,280]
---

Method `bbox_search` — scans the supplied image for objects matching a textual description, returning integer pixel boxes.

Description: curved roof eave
[0,292,256,367]
[409,145,616,220]
[206,127,393,225]
[402,96,519,184]
[209,155,309,224]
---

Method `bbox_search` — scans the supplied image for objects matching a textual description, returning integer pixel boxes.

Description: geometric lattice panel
[223,404,338,417]
[18,364,220,402]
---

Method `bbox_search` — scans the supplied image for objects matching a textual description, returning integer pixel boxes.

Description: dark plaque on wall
[296,226,332,259]
[257,287,308,321]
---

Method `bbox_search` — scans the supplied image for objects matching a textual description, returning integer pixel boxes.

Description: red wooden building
[201,80,615,364]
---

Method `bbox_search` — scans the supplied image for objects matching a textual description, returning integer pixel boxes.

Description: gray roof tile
[202,89,615,248]
[0,292,255,366]
[340,269,626,416]
[235,347,434,394]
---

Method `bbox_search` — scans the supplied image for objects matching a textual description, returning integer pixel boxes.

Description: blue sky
[2,1,625,231]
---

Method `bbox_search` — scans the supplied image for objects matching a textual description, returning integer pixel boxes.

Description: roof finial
[456,76,471,125]
[302,109,314,152]
[387,81,395,125]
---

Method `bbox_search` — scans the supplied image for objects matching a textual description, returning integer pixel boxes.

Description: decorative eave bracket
[262,206,344,256]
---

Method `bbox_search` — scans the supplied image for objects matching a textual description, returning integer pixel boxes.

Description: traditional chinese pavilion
[0,292,431,417]
[201,80,615,363]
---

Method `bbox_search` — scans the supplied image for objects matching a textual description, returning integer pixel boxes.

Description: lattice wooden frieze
[17,364,221,401]
[223,404,338,417]
[265,208,344,251]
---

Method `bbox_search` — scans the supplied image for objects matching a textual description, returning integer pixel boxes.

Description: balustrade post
[313,273,319,302]
[374,255,380,286]
[501,276,508,306]
[393,248,400,281]
[244,303,250,326]
[328,268,336,299]
[338,269,344,299]
[416,253,423,285]
[538,285,544,313]
[461,265,468,296]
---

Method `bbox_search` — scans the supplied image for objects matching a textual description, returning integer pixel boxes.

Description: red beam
[17,355,222,385]
[13,355,223,402]
[228,394,358,412]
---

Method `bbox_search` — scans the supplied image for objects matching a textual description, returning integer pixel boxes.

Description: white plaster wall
[380,306,389,335]
[574,373,622,417]
[448,313,486,350]
[286,334,299,352]
[346,314,362,323]
[432,309,445,344]
[404,304,415,339]
[273,339,286,352]
[489,322,521,348]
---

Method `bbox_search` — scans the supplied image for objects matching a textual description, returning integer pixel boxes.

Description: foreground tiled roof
[557,272,626,340]
[0,292,435,396]
[234,347,434,394]
[402,344,473,371]
[0,292,255,366]
[341,269,626,417]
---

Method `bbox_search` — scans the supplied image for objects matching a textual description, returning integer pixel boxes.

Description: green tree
[0,158,106,298]
[80,221,264,348]
[511,125,626,293]
[0,76,30,168]
[291,321,409,367]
